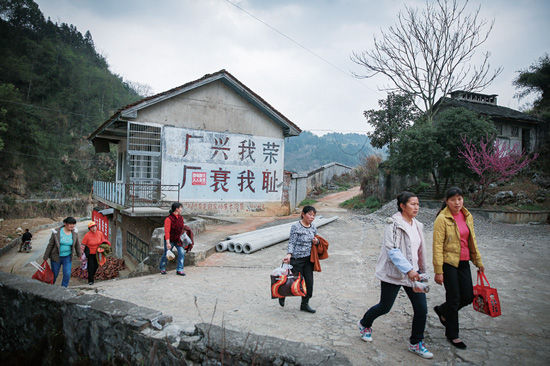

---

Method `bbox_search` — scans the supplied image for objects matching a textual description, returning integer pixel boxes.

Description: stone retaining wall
[0,272,350,365]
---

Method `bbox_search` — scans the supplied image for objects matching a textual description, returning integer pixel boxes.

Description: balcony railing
[93,181,180,211]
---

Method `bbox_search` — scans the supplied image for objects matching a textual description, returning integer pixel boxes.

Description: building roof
[435,96,540,125]
[88,69,302,144]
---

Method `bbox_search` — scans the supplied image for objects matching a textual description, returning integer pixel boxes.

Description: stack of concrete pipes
[215,216,338,255]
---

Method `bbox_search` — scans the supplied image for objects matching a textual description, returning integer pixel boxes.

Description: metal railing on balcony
[92,181,180,211]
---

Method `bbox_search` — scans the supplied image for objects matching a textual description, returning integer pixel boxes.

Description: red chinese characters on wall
[167,127,284,199]
[91,210,109,238]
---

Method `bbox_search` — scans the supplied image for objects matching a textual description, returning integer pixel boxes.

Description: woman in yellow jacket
[433,187,484,350]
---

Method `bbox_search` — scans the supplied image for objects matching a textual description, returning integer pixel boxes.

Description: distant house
[88,70,301,263]
[434,90,541,152]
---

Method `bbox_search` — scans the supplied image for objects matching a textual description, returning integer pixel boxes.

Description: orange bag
[270,273,307,299]
[32,260,54,284]
[473,271,501,317]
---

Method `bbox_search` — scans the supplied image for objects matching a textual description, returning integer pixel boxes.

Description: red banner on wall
[92,210,109,238]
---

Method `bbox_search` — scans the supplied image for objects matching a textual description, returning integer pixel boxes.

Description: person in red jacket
[159,202,194,276]
[82,221,110,285]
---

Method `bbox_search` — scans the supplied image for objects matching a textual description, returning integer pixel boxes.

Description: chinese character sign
[162,127,284,202]
[91,210,109,238]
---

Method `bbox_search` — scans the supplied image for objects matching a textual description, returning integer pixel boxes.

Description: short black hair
[63,217,77,225]
[396,191,417,212]
[302,205,316,216]
[436,186,464,217]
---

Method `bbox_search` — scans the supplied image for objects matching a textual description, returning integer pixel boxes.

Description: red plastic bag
[32,260,54,284]
[473,271,501,317]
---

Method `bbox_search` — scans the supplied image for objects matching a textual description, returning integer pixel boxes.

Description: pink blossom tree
[458,136,538,206]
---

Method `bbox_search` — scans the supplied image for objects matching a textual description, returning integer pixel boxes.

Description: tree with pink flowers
[459,136,538,206]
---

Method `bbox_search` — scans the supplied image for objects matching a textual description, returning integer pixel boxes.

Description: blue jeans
[159,242,185,272]
[360,281,427,344]
[51,255,72,287]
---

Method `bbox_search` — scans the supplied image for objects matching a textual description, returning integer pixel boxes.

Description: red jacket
[310,235,329,272]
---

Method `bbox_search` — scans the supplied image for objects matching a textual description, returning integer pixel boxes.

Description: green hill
[284,131,383,173]
[0,0,141,197]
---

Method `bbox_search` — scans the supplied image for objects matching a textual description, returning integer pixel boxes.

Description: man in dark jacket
[19,229,32,252]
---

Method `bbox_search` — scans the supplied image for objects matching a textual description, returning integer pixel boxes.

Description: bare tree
[126,80,155,97]
[352,0,502,120]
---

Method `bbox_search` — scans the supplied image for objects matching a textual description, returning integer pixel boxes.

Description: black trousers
[87,253,98,282]
[290,256,314,303]
[360,281,427,345]
[439,261,474,339]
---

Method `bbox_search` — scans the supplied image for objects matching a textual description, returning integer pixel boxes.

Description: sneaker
[408,341,433,359]
[176,271,186,276]
[160,270,167,275]
[357,320,373,342]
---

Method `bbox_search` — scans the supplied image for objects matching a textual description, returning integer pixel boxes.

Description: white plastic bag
[271,263,293,276]
[180,232,192,247]
[166,250,175,261]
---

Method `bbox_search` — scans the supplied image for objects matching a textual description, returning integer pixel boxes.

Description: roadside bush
[340,194,381,212]
[359,155,382,197]
[298,198,317,207]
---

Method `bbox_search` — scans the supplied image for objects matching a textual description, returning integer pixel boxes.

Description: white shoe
[357,320,373,342]
[408,341,433,359]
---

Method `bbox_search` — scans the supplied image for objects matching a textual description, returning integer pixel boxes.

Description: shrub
[298,198,317,206]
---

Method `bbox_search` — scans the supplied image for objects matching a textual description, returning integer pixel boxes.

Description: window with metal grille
[128,123,161,153]
[127,122,162,182]
[129,155,160,180]
[127,231,149,262]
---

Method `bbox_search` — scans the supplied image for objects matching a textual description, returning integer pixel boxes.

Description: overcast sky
[34,0,549,135]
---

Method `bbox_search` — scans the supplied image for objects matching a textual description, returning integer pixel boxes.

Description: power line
[222,0,381,96]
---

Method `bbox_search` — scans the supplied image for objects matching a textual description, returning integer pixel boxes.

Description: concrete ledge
[0,271,351,365]
[469,208,550,224]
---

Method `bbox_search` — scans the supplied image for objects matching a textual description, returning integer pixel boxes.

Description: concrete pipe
[234,243,243,253]
[225,222,295,241]
[216,240,230,252]
[225,216,325,241]
[241,216,339,254]
[227,242,236,252]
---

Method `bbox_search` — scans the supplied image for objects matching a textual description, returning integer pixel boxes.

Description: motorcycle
[20,240,32,253]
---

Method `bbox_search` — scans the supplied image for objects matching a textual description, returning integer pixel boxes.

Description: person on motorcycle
[19,229,32,252]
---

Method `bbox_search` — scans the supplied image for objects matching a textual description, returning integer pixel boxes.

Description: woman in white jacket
[357,192,433,359]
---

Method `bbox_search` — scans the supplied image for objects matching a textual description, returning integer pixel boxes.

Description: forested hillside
[284,131,383,173]
[0,0,382,198]
[0,0,140,198]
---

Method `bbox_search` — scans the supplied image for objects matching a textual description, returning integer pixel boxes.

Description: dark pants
[290,256,314,304]
[438,261,474,339]
[360,281,427,344]
[87,253,98,282]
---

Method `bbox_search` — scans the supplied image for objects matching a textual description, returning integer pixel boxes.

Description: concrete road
[74,198,550,365]
[2,188,549,365]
